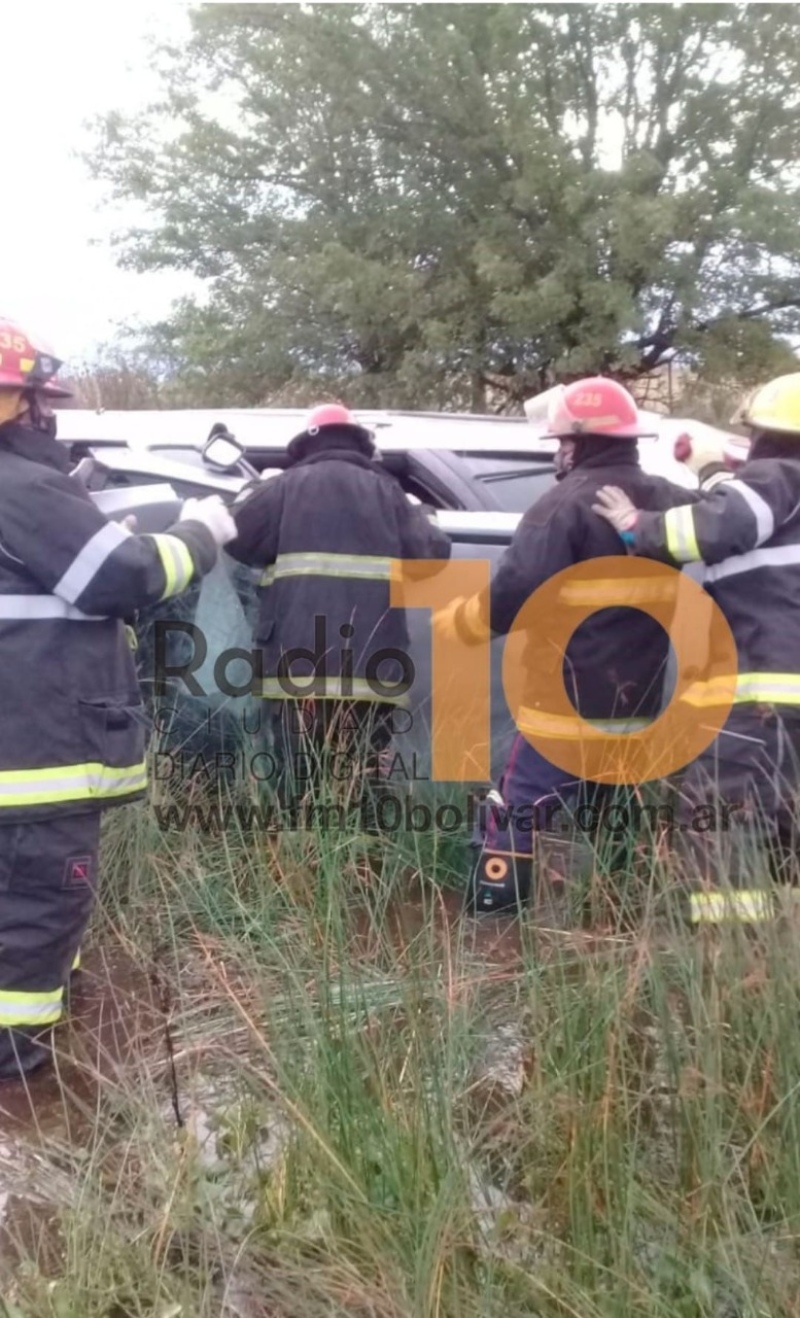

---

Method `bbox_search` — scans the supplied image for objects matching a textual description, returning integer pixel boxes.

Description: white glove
[592,486,639,534]
[179,494,237,546]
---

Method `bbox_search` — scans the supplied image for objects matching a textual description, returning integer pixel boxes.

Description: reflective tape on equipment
[0,594,105,621]
[557,578,680,607]
[0,987,63,1027]
[0,760,148,808]
[53,522,132,604]
[149,534,195,600]
[664,505,701,562]
[517,708,653,741]
[260,552,393,587]
[726,480,775,544]
[703,544,800,585]
[681,672,800,707]
[259,676,409,704]
[689,890,773,923]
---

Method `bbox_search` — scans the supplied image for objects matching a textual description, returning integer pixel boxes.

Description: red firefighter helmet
[0,317,72,397]
[304,403,371,439]
[289,402,373,451]
[542,377,653,440]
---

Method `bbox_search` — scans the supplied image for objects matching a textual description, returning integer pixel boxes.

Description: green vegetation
[86,3,800,412]
[3,773,800,1317]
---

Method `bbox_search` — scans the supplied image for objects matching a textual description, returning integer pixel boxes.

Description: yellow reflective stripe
[681,673,800,707]
[0,761,147,808]
[517,709,653,740]
[558,579,679,606]
[0,987,63,1026]
[690,890,773,923]
[149,534,195,600]
[664,505,701,562]
[261,552,392,587]
[71,951,81,972]
[259,677,408,704]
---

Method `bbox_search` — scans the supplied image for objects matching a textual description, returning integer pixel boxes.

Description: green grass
[3,772,800,1317]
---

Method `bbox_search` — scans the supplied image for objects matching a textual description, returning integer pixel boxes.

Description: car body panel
[56,403,723,491]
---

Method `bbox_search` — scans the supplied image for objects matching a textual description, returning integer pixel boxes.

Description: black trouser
[670,704,800,917]
[264,699,396,827]
[0,812,100,1079]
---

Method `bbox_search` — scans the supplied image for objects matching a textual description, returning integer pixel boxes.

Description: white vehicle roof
[55,403,731,488]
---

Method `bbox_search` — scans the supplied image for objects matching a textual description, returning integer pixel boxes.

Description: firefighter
[225,403,451,820]
[0,318,237,1079]
[592,371,800,921]
[434,377,703,916]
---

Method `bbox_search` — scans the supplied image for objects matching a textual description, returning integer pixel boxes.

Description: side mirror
[203,425,245,471]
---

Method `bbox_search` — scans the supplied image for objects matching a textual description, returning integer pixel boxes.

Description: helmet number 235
[0,332,27,354]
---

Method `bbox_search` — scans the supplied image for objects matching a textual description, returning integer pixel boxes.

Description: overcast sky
[1,2,200,366]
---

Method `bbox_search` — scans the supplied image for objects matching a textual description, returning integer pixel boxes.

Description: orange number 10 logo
[390,557,737,786]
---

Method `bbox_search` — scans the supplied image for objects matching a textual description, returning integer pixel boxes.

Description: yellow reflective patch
[150,534,194,601]
[259,678,408,705]
[0,986,63,1026]
[681,672,800,708]
[261,552,393,587]
[558,579,679,606]
[689,890,773,923]
[517,708,652,740]
[0,760,147,808]
[665,505,701,562]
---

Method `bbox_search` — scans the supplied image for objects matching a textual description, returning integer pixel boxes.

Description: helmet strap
[25,391,57,439]
[553,438,576,481]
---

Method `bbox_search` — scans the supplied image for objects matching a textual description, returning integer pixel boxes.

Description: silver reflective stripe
[53,522,131,605]
[704,544,800,584]
[726,479,775,545]
[0,595,105,621]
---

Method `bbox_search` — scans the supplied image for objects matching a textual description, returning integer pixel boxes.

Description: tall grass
[3,769,800,1317]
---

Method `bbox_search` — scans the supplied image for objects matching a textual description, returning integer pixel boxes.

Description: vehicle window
[399,472,452,509]
[459,456,558,512]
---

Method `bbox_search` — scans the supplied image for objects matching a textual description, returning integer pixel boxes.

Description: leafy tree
[90,3,800,411]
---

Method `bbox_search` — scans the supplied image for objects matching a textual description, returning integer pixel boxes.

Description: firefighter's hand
[592,486,639,535]
[121,514,137,533]
[179,495,238,546]
[432,594,487,646]
[673,430,730,483]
